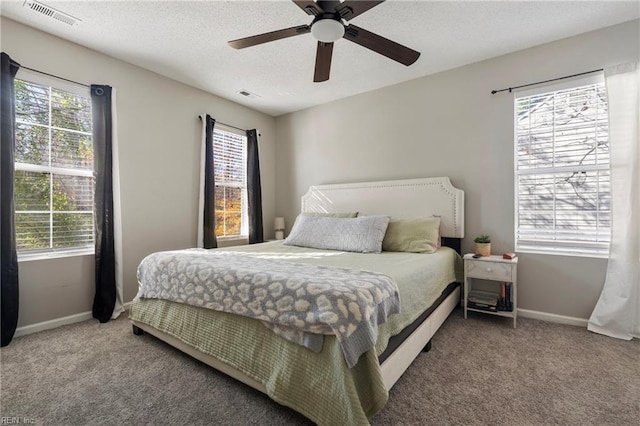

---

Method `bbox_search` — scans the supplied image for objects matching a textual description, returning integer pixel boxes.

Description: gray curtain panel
[246,129,263,244]
[1,52,20,346]
[91,85,117,323]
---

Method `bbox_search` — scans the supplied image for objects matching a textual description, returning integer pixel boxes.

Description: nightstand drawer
[467,261,513,281]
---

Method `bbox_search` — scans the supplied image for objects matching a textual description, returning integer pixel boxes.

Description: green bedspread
[129,242,462,425]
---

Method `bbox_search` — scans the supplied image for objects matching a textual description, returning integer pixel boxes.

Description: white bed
[130,176,464,424]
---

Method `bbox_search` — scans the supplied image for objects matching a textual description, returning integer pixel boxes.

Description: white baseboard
[14,311,93,337]
[14,304,587,338]
[14,301,132,338]
[518,308,588,328]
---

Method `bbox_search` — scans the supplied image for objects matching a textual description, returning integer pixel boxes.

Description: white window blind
[515,77,610,256]
[213,127,247,238]
[14,78,94,257]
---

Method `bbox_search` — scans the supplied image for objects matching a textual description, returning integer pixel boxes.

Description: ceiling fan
[228,0,420,83]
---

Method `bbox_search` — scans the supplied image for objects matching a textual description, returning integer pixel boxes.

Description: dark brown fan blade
[313,42,334,82]
[336,1,385,20]
[228,25,310,49]
[343,24,420,66]
[292,0,323,16]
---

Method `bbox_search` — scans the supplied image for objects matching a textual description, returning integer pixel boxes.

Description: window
[213,127,247,238]
[14,76,94,258]
[515,76,610,256]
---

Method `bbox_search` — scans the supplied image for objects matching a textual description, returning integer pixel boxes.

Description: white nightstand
[463,253,518,328]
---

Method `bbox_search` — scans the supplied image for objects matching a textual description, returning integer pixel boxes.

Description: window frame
[513,73,611,258]
[212,124,248,241]
[14,70,95,261]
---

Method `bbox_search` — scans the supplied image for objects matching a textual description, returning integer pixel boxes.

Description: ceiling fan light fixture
[227,0,420,82]
[311,19,344,43]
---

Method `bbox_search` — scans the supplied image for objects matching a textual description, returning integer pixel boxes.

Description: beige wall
[275,20,639,321]
[4,16,638,327]
[1,17,277,327]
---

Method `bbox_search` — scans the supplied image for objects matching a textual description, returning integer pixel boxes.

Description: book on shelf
[498,282,506,310]
[468,290,498,305]
[506,282,513,311]
[467,289,499,312]
[467,286,515,313]
[496,282,514,312]
[467,301,498,312]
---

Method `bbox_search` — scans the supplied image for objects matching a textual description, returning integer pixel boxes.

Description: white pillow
[284,215,390,253]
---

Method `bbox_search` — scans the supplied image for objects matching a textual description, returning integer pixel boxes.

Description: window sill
[216,236,249,248]
[18,249,94,263]
[516,248,609,260]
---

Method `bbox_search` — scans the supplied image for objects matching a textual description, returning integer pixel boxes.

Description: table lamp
[274,217,285,240]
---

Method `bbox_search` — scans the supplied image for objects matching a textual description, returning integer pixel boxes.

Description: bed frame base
[131,286,459,395]
[130,324,435,350]
[131,318,269,393]
[379,286,459,389]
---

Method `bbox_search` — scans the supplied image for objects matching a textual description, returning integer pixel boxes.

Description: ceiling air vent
[237,89,261,99]
[23,1,81,26]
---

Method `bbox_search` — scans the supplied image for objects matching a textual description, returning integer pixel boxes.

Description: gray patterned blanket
[136,249,400,368]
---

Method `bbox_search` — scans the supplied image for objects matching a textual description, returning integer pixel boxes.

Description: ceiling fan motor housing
[311,13,345,43]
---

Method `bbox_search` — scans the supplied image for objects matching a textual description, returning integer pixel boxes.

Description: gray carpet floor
[1,309,639,425]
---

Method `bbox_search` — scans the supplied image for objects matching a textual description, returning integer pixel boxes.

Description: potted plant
[474,234,491,257]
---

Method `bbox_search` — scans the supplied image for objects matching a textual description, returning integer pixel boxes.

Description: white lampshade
[311,19,345,43]
[274,217,285,230]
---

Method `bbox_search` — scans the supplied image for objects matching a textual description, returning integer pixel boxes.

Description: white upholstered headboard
[301,177,464,238]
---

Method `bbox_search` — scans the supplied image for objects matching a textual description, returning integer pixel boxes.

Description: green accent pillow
[382,217,441,253]
[302,212,358,218]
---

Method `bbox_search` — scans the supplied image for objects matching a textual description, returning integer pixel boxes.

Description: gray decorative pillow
[287,212,359,238]
[284,215,390,253]
[301,212,358,218]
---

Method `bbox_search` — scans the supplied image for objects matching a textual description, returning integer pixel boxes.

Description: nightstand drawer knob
[486,267,492,272]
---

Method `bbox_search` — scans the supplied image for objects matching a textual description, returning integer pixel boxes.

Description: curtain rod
[198,115,246,133]
[491,68,604,95]
[10,60,90,88]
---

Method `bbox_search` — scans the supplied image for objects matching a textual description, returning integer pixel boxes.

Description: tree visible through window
[515,77,610,256]
[14,78,94,256]
[213,128,247,238]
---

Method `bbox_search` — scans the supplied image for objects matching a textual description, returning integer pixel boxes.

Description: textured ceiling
[1,1,638,116]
